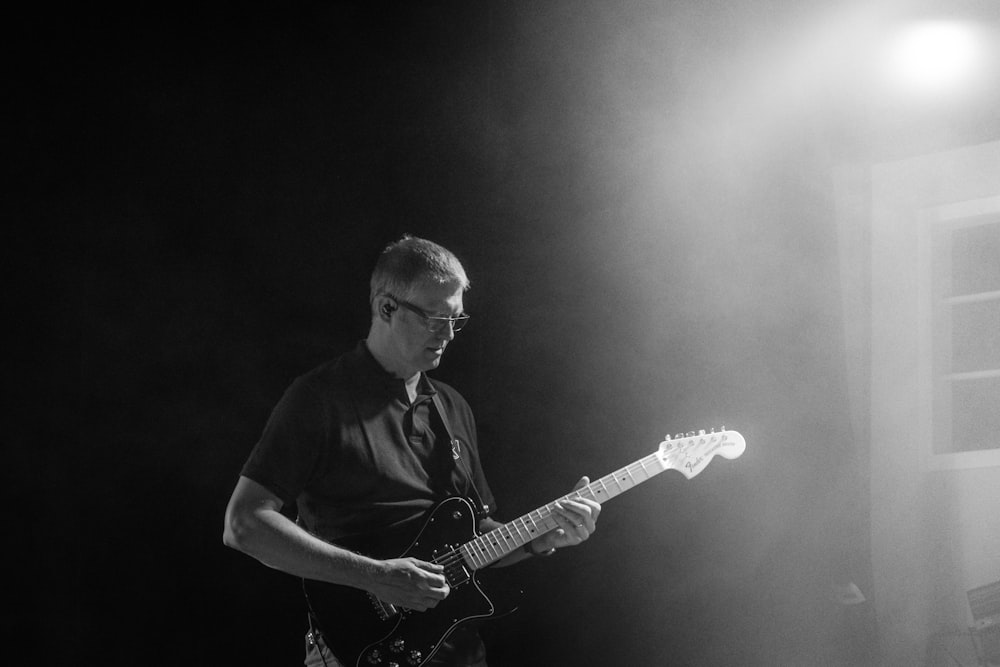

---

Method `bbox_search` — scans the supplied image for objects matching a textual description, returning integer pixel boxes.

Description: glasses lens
[428,315,469,333]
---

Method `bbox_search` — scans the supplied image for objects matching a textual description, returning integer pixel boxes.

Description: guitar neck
[460,451,668,570]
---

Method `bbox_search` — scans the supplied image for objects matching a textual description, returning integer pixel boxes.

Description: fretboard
[459,451,668,570]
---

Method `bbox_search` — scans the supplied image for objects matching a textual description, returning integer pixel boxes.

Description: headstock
[657,428,746,479]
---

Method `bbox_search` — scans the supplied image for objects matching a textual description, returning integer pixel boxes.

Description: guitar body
[303,497,502,667]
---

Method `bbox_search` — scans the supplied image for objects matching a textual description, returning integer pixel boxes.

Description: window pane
[945,377,1000,454]
[951,300,1000,373]
[951,221,1000,295]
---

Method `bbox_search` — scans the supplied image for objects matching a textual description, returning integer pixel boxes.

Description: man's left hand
[535,476,601,551]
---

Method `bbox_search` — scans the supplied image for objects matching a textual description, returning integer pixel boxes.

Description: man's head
[369,235,469,307]
[367,235,470,380]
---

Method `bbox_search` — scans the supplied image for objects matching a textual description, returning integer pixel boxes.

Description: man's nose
[436,321,456,341]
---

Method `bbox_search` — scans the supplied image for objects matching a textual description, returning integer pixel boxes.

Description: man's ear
[376,296,397,321]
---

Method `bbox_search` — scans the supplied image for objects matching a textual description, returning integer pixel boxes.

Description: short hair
[369,235,470,305]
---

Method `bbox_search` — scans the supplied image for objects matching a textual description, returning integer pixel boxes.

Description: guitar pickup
[435,545,471,586]
[367,592,398,621]
[444,564,471,587]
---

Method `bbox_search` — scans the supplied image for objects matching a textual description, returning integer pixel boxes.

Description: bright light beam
[881,21,980,95]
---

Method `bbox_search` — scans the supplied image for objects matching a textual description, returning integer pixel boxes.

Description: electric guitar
[303,428,746,667]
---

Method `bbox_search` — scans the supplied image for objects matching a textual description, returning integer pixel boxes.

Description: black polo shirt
[242,341,495,550]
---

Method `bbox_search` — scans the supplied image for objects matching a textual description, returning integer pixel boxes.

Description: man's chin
[415,351,443,372]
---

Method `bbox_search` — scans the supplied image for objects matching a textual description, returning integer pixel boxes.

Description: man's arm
[223,475,450,611]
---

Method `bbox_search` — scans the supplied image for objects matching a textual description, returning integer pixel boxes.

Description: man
[224,235,600,666]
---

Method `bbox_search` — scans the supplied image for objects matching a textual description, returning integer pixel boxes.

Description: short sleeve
[241,377,327,505]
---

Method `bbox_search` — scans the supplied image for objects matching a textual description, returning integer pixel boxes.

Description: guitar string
[452,440,735,568]
[432,453,668,572]
[423,439,717,569]
[417,438,734,577]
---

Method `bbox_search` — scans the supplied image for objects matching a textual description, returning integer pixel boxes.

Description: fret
[607,474,625,496]
[480,535,499,561]
[496,528,512,551]
[511,519,528,545]
[523,513,543,540]
[592,477,611,501]
[615,467,635,491]
[463,544,483,569]
[624,465,638,486]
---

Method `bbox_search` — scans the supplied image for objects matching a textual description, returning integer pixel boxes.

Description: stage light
[881,20,980,95]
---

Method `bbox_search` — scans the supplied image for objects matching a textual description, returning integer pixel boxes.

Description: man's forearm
[225,506,378,589]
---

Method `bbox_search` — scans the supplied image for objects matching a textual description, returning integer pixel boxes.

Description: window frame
[918,195,1000,471]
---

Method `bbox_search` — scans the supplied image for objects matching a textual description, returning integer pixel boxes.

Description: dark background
[13,1,998,664]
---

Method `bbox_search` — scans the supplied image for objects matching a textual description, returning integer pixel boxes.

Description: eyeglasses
[384,294,470,333]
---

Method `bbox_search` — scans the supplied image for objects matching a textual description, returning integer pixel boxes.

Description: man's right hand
[368,557,451,611]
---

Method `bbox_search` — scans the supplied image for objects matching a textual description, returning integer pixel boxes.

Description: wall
[868,141,1000,664]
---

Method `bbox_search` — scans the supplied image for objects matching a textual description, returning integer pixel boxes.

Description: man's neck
[402,373,421,404]
[365,334,422,402]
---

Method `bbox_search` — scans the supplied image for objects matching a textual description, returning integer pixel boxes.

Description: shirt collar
[352,340,437,400]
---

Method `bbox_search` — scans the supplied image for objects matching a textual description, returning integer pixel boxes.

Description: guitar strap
[429,390,491,520]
